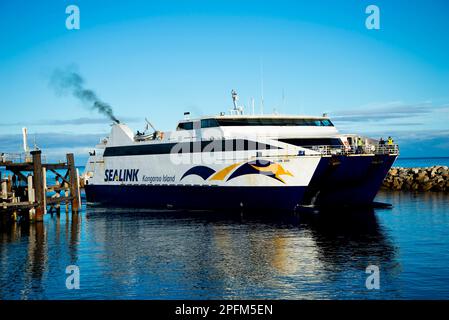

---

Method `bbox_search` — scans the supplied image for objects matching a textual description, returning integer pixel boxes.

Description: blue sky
[0,0,448,163]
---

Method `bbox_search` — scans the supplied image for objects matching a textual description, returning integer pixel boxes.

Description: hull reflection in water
[1,204,399,299]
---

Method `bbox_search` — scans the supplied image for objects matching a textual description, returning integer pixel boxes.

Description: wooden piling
[42,167,47,214]
[7,175,12,193]
[55,192,61,215]
[31,150,45,222]
[67,153,81,214]
[27,174,35,220]
[1,179,7,200]
[64,183,69,213]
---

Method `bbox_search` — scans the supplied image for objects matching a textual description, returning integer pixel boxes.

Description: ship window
[201,119,219,128]
[215,118,334,127]
[177,122,193,130]
[199,139,280,152]
[103,139,283,157]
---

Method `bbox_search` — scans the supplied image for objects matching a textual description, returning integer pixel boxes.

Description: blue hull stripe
[85,184,306,211]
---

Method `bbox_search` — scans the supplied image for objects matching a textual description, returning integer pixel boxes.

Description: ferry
[83,92,398,210]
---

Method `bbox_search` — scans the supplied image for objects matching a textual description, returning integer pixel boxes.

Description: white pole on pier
[22,127,29,153]
[76,168,82,210]
[27,174,35,219]
[42,167,47,214]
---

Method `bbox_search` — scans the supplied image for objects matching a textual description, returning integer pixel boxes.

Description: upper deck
[172,114,339,143]
[176,114,335,130]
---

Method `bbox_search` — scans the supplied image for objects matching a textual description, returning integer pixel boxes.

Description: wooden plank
[0,201,36,210]
[46,196,74,205]
[3,163,34,171]
[49,169,71,186]
[47,185,69,192]
[43,163,69,170]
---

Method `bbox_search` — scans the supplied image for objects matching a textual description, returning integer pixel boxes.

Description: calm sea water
[394,157,449,168]
[1,159,448,300]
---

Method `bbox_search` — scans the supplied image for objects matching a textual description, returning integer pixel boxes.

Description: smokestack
[50,67,120,124]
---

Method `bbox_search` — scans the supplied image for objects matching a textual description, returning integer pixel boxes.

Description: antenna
[231,89,238,110]
[145,118,157,132]
[282,88,285,111]
[251,97,255,115]
[230,90,244,115]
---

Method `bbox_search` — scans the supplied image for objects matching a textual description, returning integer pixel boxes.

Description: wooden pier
[0,150,81,224]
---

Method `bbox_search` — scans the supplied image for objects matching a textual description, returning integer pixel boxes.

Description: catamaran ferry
[83,93,398,210]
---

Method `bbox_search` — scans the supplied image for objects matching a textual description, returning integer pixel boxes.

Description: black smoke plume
[50,67,120,124]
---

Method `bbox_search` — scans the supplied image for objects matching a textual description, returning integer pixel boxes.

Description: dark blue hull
[85,184,306,211]
[301,154,397,207]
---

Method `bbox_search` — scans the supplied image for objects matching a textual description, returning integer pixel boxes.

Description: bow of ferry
[301,146,398,207]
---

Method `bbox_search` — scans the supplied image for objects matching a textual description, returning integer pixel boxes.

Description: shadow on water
[1,205,399,299]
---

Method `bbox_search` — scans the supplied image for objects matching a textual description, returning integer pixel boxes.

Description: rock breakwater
[382,166,449,191]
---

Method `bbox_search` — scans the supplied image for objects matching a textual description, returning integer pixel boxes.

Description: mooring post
[12,195,18,222]
[7,175,12,193]
[66,153,81,214]
[42,167,47,215]
[55,192,61,216]
[64,183,69,214]
[31,150,45,222]
[1,178,7,200]
[76,168,82,210]
[27,174,35,220]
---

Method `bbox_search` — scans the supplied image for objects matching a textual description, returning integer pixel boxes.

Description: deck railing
[309,144,399,156]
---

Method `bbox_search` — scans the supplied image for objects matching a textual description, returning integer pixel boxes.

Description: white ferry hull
[85,153,323,211]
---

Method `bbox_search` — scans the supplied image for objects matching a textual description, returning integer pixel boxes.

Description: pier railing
[309,144,399,156]
[0,152,47,164]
